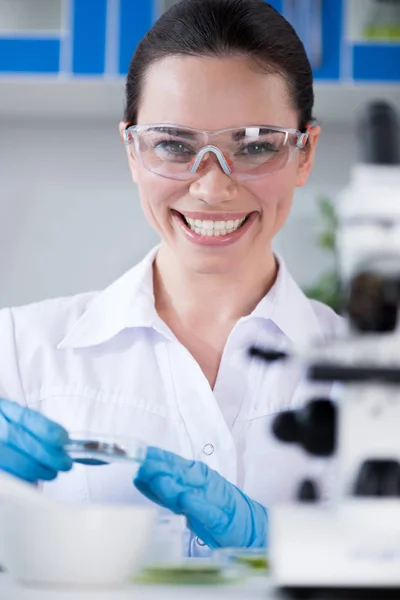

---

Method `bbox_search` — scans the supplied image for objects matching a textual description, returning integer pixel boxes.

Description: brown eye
[238,142,278,155]
[155,141,195,155]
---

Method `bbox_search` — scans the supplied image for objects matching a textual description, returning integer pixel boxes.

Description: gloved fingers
[138,454,209,488]
[134,477,181,512]
[179,493,229,532]
[144,449,233,499]
[202,473,238,513]
[0,442,58,483]
[135,467,226,525]
[136,459,176,483]
[146,447,193,465]
[135,469,188,513]
[2,424,72,473]
[0,398,69,447]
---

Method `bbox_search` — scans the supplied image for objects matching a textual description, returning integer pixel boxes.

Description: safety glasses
[123,123,309,182]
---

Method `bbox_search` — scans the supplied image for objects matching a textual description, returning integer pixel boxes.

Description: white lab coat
[0,246,343,555]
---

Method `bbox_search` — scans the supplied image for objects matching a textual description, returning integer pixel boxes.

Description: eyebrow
[148,126,197,139]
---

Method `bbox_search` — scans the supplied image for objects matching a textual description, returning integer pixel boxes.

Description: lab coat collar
[247,254,325,346]
[58,247,324,350]
[58,247,160,349]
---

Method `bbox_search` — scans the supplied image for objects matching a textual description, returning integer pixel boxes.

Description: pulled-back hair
[125,0,314,130]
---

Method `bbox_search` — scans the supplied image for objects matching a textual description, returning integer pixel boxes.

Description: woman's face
[120,55,320,275]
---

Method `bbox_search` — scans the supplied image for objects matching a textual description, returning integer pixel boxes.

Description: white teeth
[182,216,248,236]
[214,221,226,230]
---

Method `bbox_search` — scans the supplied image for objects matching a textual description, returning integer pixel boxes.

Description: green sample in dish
[233,554,269,571]
[135,563,237,585]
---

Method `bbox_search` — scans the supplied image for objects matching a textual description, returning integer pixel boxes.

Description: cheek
[246,169,296,237]
[135,169,185,228]
[248,168,296,213]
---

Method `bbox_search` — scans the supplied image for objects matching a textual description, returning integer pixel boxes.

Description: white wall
[0,118,357,308]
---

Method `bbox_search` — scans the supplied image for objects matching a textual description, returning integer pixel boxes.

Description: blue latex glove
[134,447,267,549]
[0,397,73,483]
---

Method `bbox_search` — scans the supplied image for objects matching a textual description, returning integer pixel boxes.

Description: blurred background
[0,0,399,310]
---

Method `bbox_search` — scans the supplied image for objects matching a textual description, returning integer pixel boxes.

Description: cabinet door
[0,0,63,73]
[72,0,107,75]
[0,38,60,73]
[0,0,109,76]
[314,0,342,80]
[119,0,153,75]
[347,0,400,81]
[283,0,342,81]
[353,45,400,81]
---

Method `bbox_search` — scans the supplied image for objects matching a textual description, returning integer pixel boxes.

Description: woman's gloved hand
[134,447,268,549]
[0,397,73,483]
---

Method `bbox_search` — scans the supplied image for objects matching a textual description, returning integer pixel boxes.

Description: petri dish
[135,560,243,586]
[213,547,269,574]
[65,432,147,466]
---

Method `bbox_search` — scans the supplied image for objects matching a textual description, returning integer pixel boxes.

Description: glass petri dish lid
[65,432,147,465]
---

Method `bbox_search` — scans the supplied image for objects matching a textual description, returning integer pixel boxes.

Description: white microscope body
[259,102,400,595]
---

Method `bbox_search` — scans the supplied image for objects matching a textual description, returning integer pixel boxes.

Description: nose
[189,159,237,206]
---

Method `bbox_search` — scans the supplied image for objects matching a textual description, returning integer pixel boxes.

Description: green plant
[303,197,341,313]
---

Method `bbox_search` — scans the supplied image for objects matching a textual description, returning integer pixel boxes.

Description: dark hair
[125,0,314,130]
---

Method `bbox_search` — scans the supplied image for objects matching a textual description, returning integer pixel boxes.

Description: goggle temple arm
[122,122,133,145]
[296,124,311,149]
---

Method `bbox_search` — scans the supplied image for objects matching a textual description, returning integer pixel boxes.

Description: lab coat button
[203,443,214,456]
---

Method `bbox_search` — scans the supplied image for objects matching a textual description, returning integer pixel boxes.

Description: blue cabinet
[0,0,398,84]
[313,0,342,80]
[72,0,108,75]
[282,0,342,81]
[353,44,400,81]
[119,0,153,76]
[0,38,60,73]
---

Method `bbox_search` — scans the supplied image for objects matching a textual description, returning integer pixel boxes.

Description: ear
[119,121,139,184]
[295,125,321,188]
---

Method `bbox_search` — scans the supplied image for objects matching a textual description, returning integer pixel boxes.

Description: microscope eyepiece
[358,100,400,165]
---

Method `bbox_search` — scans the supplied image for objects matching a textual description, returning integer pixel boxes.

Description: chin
[181,248,249,275]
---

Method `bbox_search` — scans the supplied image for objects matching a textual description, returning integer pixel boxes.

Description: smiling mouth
[172,210,253,237]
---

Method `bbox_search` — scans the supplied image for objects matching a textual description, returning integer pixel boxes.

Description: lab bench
[0,572,274,600]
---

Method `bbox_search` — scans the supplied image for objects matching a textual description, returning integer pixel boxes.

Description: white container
[150,514,187,564]
[0,473,156,588]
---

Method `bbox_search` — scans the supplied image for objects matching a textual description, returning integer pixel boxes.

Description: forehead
[137,55,297,130]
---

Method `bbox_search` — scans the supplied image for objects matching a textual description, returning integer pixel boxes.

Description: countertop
[0,573,274,600]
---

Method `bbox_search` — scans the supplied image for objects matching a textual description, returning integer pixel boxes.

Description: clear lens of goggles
[124,125,308,181]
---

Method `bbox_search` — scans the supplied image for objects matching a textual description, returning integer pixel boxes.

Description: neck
[153,242,278,325]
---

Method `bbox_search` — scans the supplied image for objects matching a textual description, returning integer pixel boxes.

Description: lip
[171,209,258,247]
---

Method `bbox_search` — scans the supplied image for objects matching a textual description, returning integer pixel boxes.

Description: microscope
[252,101,400,597]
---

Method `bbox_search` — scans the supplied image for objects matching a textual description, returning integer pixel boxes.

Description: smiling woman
[0,0,343,559]
[120,0,320,299]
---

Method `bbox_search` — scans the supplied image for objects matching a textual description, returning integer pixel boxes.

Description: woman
[0,0,342,554]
